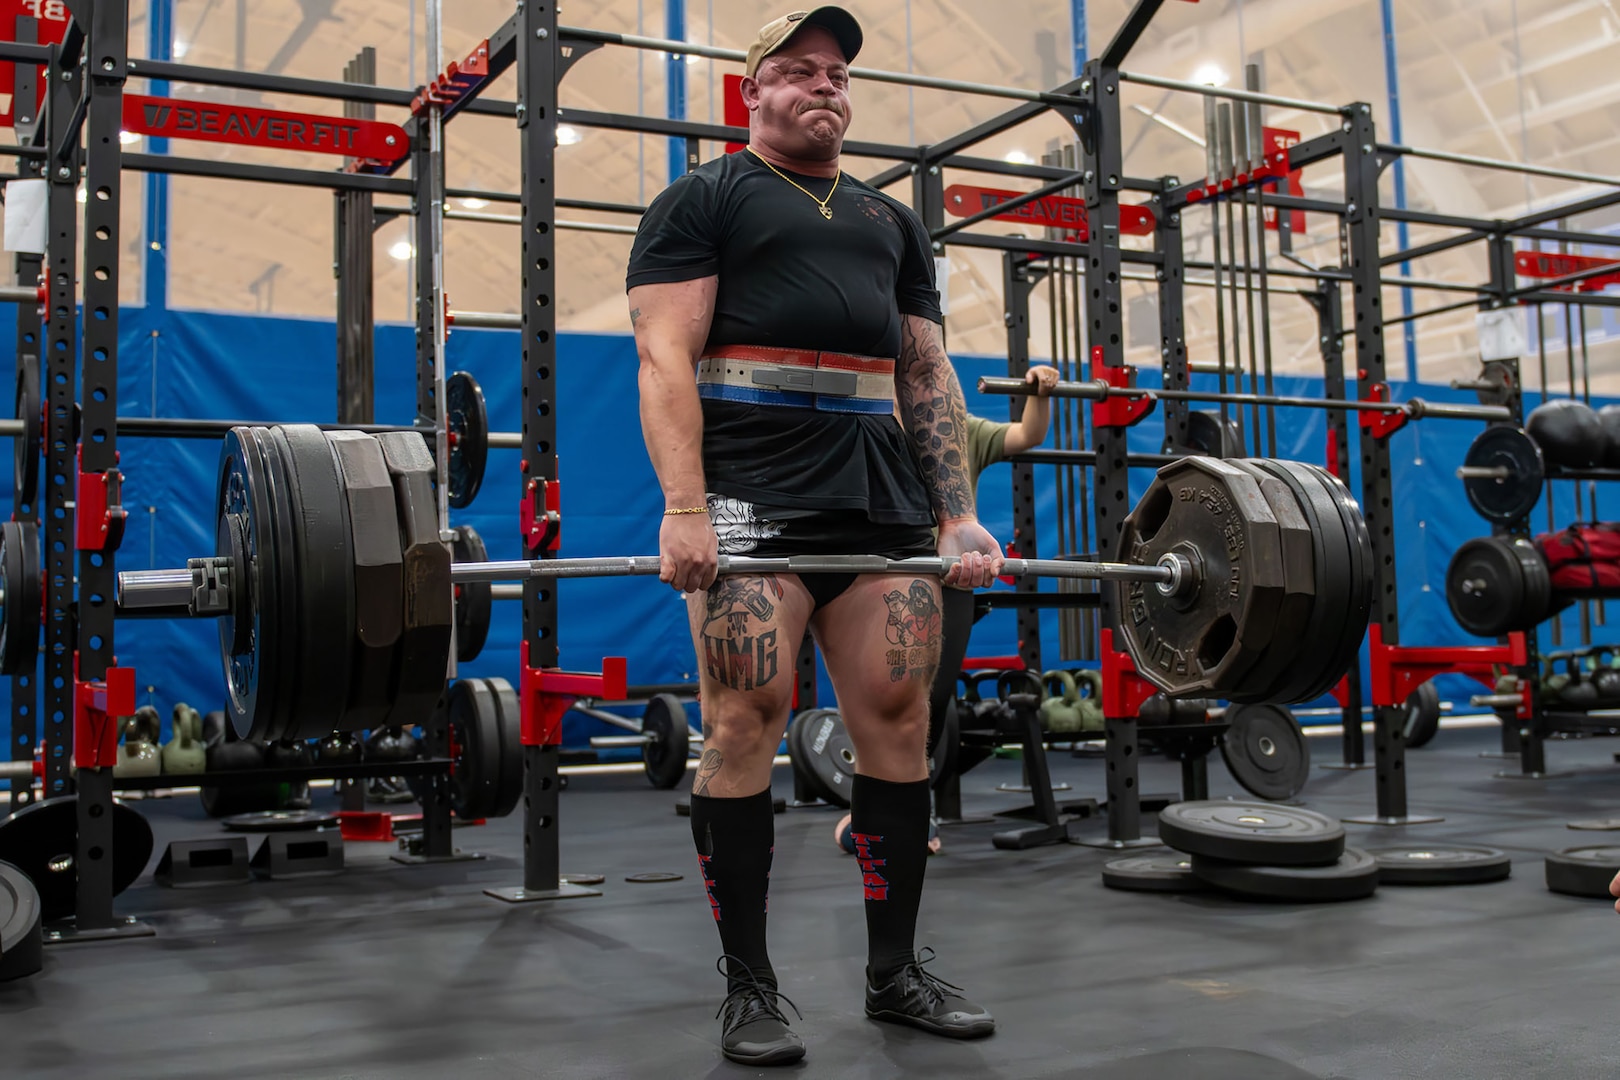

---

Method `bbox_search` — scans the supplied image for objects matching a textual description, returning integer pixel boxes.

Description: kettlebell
[264,741,313,809]
[201,710,231,748]
[1038,670,1085,733]
[1556,656,1599,708]
[1071,669,1105,732]
[313,732,363,766]
[114,705,163,778]
[365,726,417,763]
[161,703,207,775]
[1593,668,1620,705]
[199,738,274,817]
[1527,399,1605,468]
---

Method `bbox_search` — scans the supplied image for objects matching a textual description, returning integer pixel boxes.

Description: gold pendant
[818,205,833,220]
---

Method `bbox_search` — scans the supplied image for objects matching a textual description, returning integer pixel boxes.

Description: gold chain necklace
[747,147,841,220]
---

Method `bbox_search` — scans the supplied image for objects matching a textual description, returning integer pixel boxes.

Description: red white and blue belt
[696,344,895,415]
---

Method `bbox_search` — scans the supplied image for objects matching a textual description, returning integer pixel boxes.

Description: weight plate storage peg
[1158,801,1346,866]
[641,694,693,790]
[1190,848,1380,903]
[1402,680,1442,749]
[1461,425,1544,525]
[1101,853,1207,894]
[446,370,489,509]
[0,860,43,982]
[1367,844,1512,886]
[1544,846,1620,898]
[0,797,155,923]
[451,524,493,662]
[0,519,41,676]
[1220,702,1311,801]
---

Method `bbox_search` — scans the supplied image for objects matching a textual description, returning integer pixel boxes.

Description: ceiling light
[556,124,583,146]
[172,39,189,58]
[389,240,414,261]
[1003,150,1034,165]
[684,53,703,65]
[457,196,490,210]
[119,130,140,145]
[1191,63,1228,87]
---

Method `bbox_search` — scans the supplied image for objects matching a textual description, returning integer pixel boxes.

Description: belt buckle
[750,366,859,397]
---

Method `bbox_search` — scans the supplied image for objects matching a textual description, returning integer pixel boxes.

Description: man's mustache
[798,98,846,117]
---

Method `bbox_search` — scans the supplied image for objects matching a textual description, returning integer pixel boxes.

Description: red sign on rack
[0,0,71,129]
[942,184,1156,241]
[121,94,410,161]
[725,73,747,153]
[1261,127,1306,234]
[1514,250,1620,293]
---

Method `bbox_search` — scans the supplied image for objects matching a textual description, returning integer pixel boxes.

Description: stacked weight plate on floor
[1116,458,1372,705]
[1545,846,1620,898]
[788,708,857,808]
[1220,702,1310,801]
[0,519,41,676]
[215,425,453,742]
[1367,844,1511,886]
[0,860,43,982]
[1101,852,1207,894]
[1445,535,1551,638]
[1158,801,1378,902]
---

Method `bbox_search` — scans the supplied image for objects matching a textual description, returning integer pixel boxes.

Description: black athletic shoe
[865,948,995,1039]
[714,956,806,1066]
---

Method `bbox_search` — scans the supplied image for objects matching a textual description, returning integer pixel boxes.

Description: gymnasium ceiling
[87,1,1620,390]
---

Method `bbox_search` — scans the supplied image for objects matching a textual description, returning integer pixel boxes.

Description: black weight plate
[1101,853,1207,893]
[485,676,523,818]
[1513,537,1551,628]
[1462,425,1543,524]
[274,426,356,742]
[1191,848,1379,902]
[1221,702,1311,801]
[1179,410,1245,459]
[1402,680,1442,748]
[446,370,489,509]
[1159,800,1345,866]
[451,524,492,663]
[221,810,339,833]
[444,678,503,820]
[0,796,155,923]
[376,432,455,731]
[1117,458,1289,701]
[14,355,39,508]
[0,859,43,981]
[642,693,692,790]
[626,872,683,883]
[250,427,304,744]
[1446,537,1527,638]
[1248,460,1354,704]
[787,708,831,801]
[0,520,40,677]
[1567,819,1620,831]
[562,874,605,886]
[327,431,404,733]
[799,708,857,809]
[1545,846,1620,898]
[1367,844,1511,885]
[1282,461,1374,704]
[1223,461,1316,701]
[217,428,284,742]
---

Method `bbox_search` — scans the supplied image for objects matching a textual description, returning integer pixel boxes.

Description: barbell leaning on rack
[52,426,1374,744]
[976,375,1513,423]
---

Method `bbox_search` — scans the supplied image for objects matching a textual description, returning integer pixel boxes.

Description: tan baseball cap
[744,8,863,78]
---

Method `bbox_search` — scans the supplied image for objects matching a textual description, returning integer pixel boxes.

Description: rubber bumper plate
[1159,801,1345,867]
[793,709,857,809]
[0,796,155,923]
[221,810,339,833]
[0,859,43,981]
[1220,702,1310,801]
[1101,853,1207,894]
[1367,844,1511,886]
[1190,848,1379,902]
[1545,846,1620,898]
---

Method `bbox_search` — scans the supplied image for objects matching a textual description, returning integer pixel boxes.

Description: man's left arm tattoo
[896,317,976,521]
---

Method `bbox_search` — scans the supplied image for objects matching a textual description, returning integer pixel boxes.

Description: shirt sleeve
[893,202,944,323]
[626,174,721,290]
[967,415,1011,489]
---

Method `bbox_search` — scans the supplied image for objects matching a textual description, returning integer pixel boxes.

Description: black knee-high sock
[690,788,776,990]
[849,774,932,983]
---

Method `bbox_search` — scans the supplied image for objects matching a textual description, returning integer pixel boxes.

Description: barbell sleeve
[1469,694,1524,708]
[0,760,32,782]
[1456,465,1512,480]
[117,568,199,610]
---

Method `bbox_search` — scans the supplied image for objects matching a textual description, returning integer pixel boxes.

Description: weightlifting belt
[696,344,895,415]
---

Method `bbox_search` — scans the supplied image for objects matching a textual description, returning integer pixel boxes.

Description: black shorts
[707,496,936,609]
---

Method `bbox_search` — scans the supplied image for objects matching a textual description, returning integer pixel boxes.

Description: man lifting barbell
[626,6,1001,1065]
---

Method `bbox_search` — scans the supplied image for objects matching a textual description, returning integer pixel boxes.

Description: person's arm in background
[1000,364,1061,455]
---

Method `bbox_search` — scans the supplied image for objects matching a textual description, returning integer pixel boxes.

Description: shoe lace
[714,955,803,1027]
[897,947,965,1009]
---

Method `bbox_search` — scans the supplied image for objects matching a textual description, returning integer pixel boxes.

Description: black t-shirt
[626,150,941,525]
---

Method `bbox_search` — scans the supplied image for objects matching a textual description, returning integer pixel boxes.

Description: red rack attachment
[519,641,628,747]
[522,478,561,553]
[76,448,127,552]
[1357,382,1407,439]
[73,655,136,770]
[1367,625,1528,716]
[1089,346,1154,429]
[1099,628,1161,719]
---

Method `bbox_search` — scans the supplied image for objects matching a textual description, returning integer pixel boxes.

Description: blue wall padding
[0,306,1616,751]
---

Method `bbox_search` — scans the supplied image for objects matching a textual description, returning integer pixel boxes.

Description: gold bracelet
[664,506,709,516]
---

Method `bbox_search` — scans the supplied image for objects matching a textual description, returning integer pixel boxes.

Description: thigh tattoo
[700,576,784,692]
[883,579,943,683]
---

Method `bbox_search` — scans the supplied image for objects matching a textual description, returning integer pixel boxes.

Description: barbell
[71,426,1374,742]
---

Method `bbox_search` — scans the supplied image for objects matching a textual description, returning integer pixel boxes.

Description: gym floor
[4,723,1618,1080]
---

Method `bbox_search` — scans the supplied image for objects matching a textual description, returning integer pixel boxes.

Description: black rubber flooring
[4,723,1620,1079]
